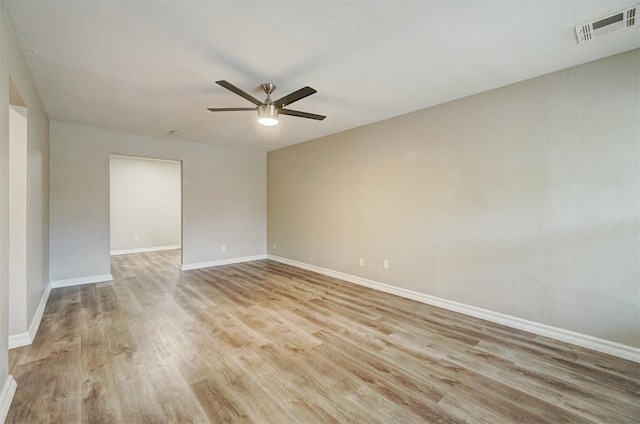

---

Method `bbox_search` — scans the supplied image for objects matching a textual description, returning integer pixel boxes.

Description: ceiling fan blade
[280,109,326,120]
[207,107,256,112]
[215,80,262,106]
[273,86,317,108]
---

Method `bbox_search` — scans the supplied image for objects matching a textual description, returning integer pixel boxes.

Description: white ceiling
[5,1,640,151]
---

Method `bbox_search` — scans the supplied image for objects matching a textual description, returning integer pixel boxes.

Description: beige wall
[50,122,266,281]
[110,155,181,252]
[0,0,50,398]
[268,49,640,348]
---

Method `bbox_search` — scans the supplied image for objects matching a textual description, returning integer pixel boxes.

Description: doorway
[8,79,28,341]
[109,155,182,263]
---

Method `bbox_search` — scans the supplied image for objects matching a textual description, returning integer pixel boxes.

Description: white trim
[9,283,52,349]
[0,376,17,423]
[50,274,113,289]
[267,255,640,363]
[181,254,267,271]
[110,153,181,164]
[110,245,181,256]
[8,333,31,350]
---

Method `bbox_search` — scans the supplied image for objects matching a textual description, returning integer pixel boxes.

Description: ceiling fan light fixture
[257,103,279,127]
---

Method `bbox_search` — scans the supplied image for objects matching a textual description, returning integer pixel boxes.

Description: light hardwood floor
[7,250,640,423]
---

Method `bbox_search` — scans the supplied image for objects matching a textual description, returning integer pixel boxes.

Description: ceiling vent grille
[575,5,638,43]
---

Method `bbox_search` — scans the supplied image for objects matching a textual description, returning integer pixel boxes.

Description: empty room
[0,1,639,423]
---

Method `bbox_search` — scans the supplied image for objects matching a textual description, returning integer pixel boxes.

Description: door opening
[109,154,183,267]
[8,78,28,342]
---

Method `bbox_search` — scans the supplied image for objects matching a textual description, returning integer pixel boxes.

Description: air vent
[575,4,638,43]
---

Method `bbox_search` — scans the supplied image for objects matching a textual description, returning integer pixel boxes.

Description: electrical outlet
[272,243,277,250]
[134,236,139,242]
[221,244,226,252]
[359,258,364,267]
[383,259,389,269]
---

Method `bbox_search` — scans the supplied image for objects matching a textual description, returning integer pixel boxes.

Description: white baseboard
[267,255,640,363]
[181,254,267,271]
[7,333,31,350]
[0,376,17,423]
[9,283,52,349]
[50,274,113,289]
[111,245,181,256]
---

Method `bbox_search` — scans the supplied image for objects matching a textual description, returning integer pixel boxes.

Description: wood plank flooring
[7,250,640,423]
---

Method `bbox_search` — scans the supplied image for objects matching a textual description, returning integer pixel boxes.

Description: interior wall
[268,49,640,348]
[0,0,49,398]
[110,155,181,252]
[50,122,266,281]
[8,105,27,335]
[0,0,10,389]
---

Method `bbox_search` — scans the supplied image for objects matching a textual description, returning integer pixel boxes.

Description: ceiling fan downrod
[261,83,276,104]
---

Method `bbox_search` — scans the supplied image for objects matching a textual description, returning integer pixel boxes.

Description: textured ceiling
[5,1,640,151]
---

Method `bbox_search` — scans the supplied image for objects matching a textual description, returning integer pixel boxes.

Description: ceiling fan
[207,80,326,127]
